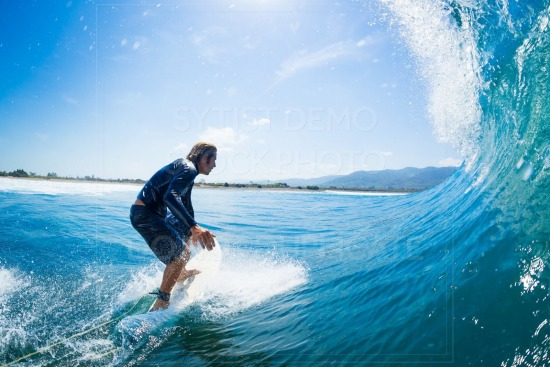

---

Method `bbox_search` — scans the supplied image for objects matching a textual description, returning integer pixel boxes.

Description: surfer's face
[198,152,217,175]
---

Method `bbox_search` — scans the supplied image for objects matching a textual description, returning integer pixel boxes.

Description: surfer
[130,142,217,311]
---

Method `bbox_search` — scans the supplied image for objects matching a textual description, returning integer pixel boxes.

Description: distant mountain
[283,166,458,191]
[283,175,345,187]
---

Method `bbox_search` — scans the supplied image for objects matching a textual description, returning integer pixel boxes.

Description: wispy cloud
[251,118,271,127]
[169,142,190,158]
[355,35,379,48]
[199,127,248,152]
[268,38,378,91]
[62,94,78,105]
[438,157,463,167]
[276,41,355,80]
[191,26,230,64]
[35,132,49,142]
[172,142,189,152]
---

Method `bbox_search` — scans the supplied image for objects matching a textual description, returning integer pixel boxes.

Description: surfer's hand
[189,225,216,251]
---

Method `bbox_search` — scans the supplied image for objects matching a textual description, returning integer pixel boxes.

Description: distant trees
[0,170,146,184]
[0,170,56,178]
[7,169,29,177]
[0,169,42,177]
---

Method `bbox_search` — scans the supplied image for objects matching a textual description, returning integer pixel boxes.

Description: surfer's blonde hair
[187,142,217,165]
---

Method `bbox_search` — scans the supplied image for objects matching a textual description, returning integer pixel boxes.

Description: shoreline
[194,183,416,195]
[0,176,416,195]
[0,175,145,185]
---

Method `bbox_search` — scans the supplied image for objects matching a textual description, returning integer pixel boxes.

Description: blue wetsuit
[130,158,198,264]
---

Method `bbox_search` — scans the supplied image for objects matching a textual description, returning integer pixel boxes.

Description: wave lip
[379,0,482,160]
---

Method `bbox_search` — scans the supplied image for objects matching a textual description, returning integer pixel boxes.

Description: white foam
[379,0,482,159]
[202,249,308,318]
[0,177,141,196]
[0,268,22,298]
[0,268,30,356]
[117,263,164,305]
[117,246,307,316]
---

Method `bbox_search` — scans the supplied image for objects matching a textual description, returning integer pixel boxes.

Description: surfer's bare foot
[149,299,169,312]
[176,269,201,283]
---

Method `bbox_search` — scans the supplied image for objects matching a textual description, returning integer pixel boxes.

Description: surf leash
[0,298,143,367]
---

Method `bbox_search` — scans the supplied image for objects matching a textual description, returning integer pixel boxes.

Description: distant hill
[282,174,345,187]
[284,166,458,191]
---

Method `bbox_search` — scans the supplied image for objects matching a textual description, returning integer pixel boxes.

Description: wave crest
[378,0,482,159]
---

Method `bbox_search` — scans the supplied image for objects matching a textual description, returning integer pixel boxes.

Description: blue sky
[0,0,462,182]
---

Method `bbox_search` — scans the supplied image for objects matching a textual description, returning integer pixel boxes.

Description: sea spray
[377,0,482,159]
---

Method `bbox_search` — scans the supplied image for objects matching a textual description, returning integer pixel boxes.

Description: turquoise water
[1,0,549,365]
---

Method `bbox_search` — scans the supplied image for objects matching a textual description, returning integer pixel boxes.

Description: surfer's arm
[164,168,215,251]
[189,224,216,251]
[163,173,197,229]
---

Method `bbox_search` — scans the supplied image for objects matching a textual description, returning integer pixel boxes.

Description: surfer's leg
[130,207,188,311]
[175,239,201,282]
[149,257,186,311]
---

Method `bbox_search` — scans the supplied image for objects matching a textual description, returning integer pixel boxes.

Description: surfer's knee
[170,256,186,267]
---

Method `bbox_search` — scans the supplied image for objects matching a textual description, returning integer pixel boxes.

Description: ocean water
[1,0,549,366]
